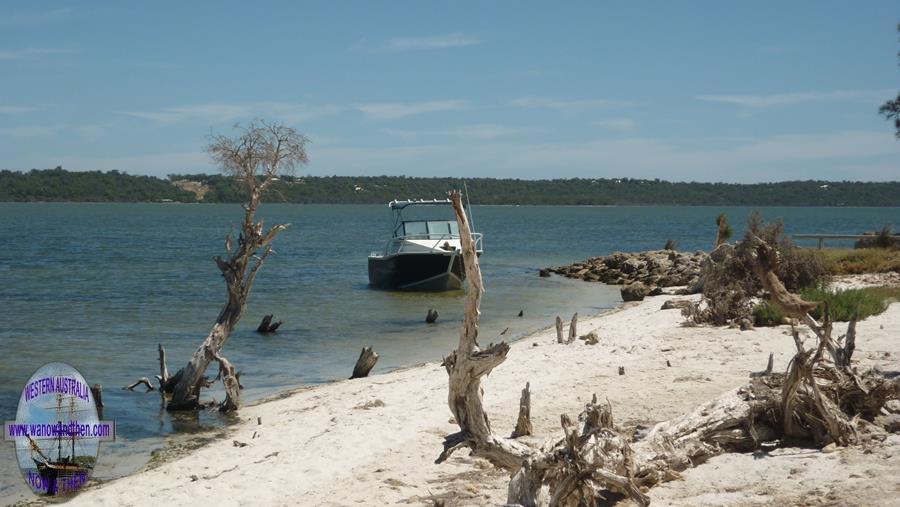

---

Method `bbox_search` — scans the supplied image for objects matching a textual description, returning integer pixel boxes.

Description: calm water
[1,203,898,499]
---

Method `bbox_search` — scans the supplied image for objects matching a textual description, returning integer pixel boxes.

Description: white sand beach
[57,289,900,506]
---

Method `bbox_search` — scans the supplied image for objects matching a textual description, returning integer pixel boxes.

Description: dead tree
[437,199,897,506]
[555,316,564,344]
[167,121,308,412]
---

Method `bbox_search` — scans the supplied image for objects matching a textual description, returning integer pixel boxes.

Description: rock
[538,268,551,277]
[739,318,753,331]
[648,286,664,296]
[876,413,900,433]
[661,299,691,310]
[884,400,900,414]
[621,283,648,302]
[621,258,642,274]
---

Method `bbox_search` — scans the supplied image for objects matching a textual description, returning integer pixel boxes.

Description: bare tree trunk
[437,191,535,470]
[350,347,379,379]
[168,175,289,411]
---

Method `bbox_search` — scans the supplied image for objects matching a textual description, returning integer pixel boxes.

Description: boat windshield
[397,220,459,239]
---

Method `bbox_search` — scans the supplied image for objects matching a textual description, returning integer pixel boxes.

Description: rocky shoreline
[542,249,709,300]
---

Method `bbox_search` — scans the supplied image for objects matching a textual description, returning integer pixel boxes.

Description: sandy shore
[45,290,900,506]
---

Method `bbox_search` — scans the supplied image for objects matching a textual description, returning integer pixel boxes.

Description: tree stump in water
[426,308,439,324]
[257,314,282,334]
[350,347,379,379]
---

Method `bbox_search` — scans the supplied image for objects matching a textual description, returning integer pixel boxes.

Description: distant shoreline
[3,169,900,206]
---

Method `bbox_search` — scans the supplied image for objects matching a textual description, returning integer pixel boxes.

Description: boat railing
[370,232,483,258]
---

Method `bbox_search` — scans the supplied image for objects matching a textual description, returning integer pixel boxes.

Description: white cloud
[356,100,468,120]
[1,7,73,25]
[360,33,482,52]
[697,89,891,108]
[0,47,72,60]
[121,102,344,124]
[510,96,635,114]
[0,125,57,138]
[384,123,531,140]
[0,105,41,113]
[591,118,636,132]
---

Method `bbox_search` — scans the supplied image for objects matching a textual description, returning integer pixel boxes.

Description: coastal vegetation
[817,247,900,275]
[754,286,900,325]
[3,168,900,205]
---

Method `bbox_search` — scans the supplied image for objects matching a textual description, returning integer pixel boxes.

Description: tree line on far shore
[2,167,900,206]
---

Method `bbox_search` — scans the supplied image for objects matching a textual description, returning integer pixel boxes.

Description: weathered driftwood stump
[91,384,103,417]
[567,313,578,344]
[350,346,379,379]
[555,316,564,344]
[511,382,533,438]
[257,314,283,334]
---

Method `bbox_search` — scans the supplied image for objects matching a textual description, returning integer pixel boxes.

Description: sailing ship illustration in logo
[6,362,114,497]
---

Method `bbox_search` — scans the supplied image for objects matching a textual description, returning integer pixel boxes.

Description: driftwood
[511,382,533,438]
[437,202,898,506]
[555,316,564,344]
[426,308,439,324]
[567,313,578,344]
[257,314,282,334]
[350,347,379,379]
[91,384,103,418]
[157,343,169,385]
[124,377,155,392]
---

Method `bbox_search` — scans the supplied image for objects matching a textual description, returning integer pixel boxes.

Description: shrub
[800,287,895,322]
[816,248,900,275]
[855,225,899,249]
[686,213,830,326]
[753,300,784,327]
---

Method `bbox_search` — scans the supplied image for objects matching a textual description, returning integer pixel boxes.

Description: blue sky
[0,1,897,182]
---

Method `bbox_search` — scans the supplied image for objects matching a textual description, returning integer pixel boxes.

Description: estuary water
[1,203,898,498]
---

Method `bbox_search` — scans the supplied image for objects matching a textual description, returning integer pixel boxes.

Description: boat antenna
[463,181,475,231]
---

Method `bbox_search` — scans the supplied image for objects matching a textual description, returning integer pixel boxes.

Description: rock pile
[544,250,709,299]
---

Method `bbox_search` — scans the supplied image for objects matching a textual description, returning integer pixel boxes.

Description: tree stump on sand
[568,313,578,344]
[555,316,564,344]
[511,382,533,438]
[350,347,379,379]
[257,314,282,334]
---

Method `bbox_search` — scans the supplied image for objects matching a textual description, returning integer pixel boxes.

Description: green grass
[814,248,900,275]
[753,286,900,325]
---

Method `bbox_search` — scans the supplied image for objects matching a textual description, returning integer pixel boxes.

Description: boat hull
[368,252,467,291]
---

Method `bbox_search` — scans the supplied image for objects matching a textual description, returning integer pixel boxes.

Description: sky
[0,1,897,182]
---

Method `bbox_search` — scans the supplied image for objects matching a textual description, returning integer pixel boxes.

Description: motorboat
[367,198,483,291]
